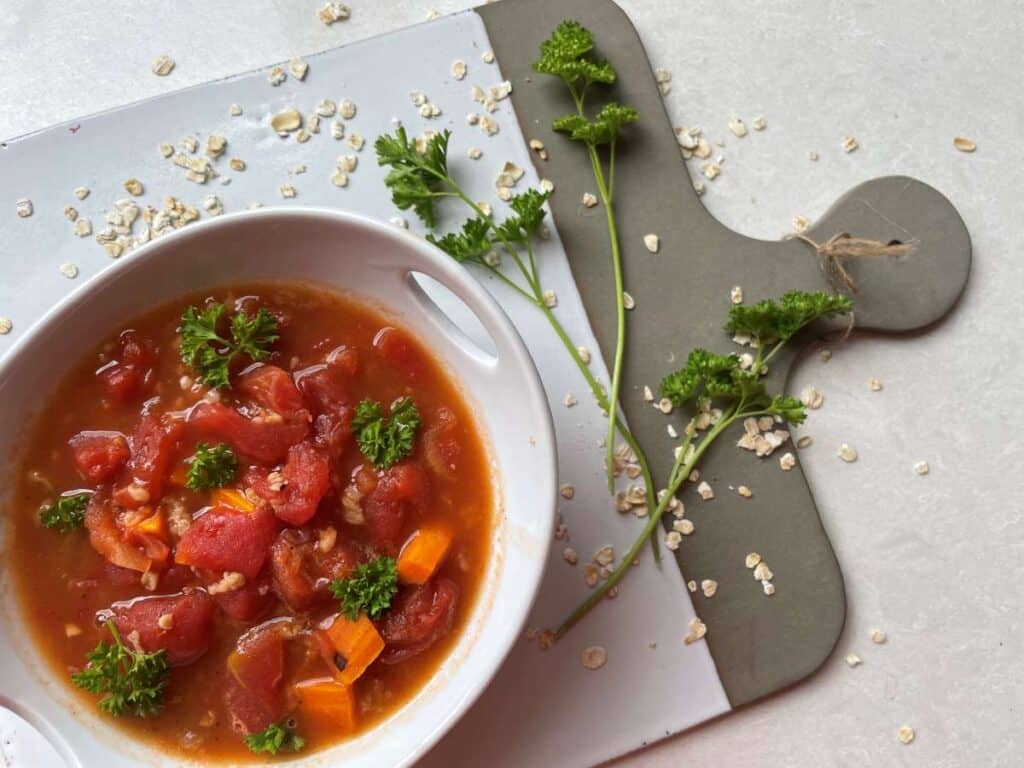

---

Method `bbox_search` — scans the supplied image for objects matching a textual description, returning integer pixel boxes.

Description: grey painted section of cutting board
[478,0,970,708]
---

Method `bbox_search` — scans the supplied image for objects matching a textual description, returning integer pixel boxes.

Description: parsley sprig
[245,722,306,755]
[179,303,279,388]
[40,491,91,532]
[352,397,421,470]
[553,291,853,638]
[375,116,658,538]
[534,19,639,493]
[329,556,399,620]
[71,621,170,718]
[185,442,238,490]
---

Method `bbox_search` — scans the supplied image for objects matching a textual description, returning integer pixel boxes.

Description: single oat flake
[581,645,607,670]
[837,443,858,463]
[871,628,887,644]
[74,186,90,200]
[730,285,743,304]
[728,117,747,137]
[745,552,762,569]
[914,460,930,476]
[792,215,810,233]
[279,184,297,199]
[953,136,976,153]
[15,198,33,218]
[701,579,718,598]
[622,292,635,310]
[59,263,79,279]
[801,386,824,409]
[451,60,467,80]
[869,377,883,391]
[845,653,862,668]
[123,178,144,196]
[898,726,915,745]
[697,481,714,500]
[271,108,302,135]
[752,115,767,131]
[842,136,859,153]
[289,57,309,80]
[643,233,660,253]
[0,317,12,335]
[559,483,575,500]
[151,55,175,77]
[683,617,707,645]
[779,452,796,471]
[563,547,578,566]
[318,2,350,25]
[582,192,598,208]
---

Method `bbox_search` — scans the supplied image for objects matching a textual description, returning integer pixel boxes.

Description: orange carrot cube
[316,614,384,686]
[397,526,453,585]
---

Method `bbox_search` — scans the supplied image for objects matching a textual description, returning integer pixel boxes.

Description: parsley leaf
[245,722,306,755]
[726,290,853,344]
[329,556,399,620]
[552,103,639,146]
[374,126,451,228]
[352,397,421,470]
[533,19,616,87]
[427,216,494,263]
[39,491,91,532]
[179,303,279,388]
[185,442,238,490]
[494,189,551,243]
[71,621,169,718]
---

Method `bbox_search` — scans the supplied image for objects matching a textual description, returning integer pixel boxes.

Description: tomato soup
[8,282,494,760]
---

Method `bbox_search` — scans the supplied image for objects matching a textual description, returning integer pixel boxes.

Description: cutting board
[0,1,969,766]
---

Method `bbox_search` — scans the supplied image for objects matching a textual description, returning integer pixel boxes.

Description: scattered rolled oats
[182,136,199,154]
[702,161,721,180]
[542,290,557,308]
[837,443,858,463]
[845,653,862,668]
[581,645,607,670]
[753,561,774,582]
[729,285,744,305]
[683,617,707,645]
[0,317,12,335]
[809,150,820,161]
[745,553,762,569]
[151,55,175,77]
[563,547,578,565]
[339,99,357,119]
[158,142,174,158]
[467,147,483,160]
[15,198,33,218]
[796,435,813,449]
[581,192,598,208]
[202,195,223,216]
[479,115,500,136]
[481,50,495,64]
[289,57,309,80]
[59,262,79,279]
[737,485,752,498]
[643,233,660,253]
[673,519,694,535]
[792,214,810,233]
[346,133,365,151]
[563,392,578,408]
[913,461,930,476]
[752,116,766,131]
[559,483,575,500]
[296,129,311,144]
[73,217,93,237]
[268,66,287,86]
[800,386,824,409]
[577,346,591,364]
[697,481,714,500]
[953,136,976,153]
[451,59,467,80]
[229,158,246,172]
[123,178,144,196]
[842,136,859,153]
[279,184,297,199]
[762,581,776,596]
[206,135,228,159]
[229,103,243,116]
[701,579,718,598]
[657,397,673,415]
[869,377,883,391]
[664,531,682,551]
[583,563,599,587]
[63,206,78,222]
[898,726,915,745]
[623,292,635,310]
[318,2,350,25]
[271,108,302,135]
[73,186,90,200]
[728,117,748,137]
[779,452,796,471]
[871,629,887,644]
[538,178,554,193]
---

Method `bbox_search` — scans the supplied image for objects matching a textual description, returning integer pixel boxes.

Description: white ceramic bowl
[0,208,556,767]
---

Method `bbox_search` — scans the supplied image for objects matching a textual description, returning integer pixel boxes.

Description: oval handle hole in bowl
[406,272,499,364]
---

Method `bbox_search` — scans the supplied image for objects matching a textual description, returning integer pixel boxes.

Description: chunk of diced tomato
[107,589,214,666]
[377,577,459,664]
[423,407,462,478]
[224,621,287,735]
[207,570,274,622]
[69,431,130,484]
[268,528,360,611]
[95,331,157,402]
[187,402,308,464]
[236,364,309,417]
[363,463,427,555]
[294,363,355,456]
[245,442,330,526]
[113,413,184,509]
[373,327,425,378]
[84,491,152,573]
[174,506,280,579]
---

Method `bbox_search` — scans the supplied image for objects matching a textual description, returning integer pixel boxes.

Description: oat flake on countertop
[684,617,707,645]
[318,2,350,25]
[842,136,859,153]
[279,184,297,199]
[339,99,357,119]
[700,579,717,598]
[643,233,659,253]
[74,186,90,200]
[898,726,915,745]
[730,285,743,304]
[869,377,883,391]
[59,263,79,279]
[289,57,309,81]
[800,386,824,409]
[581,645,607,670]
[623,292,635,310]
[15,198,33,218]
[792,215,810,233]
[752,115,767,131]
[871,628,887,644]
[837,443,858,463]
[451,60,467,80]
[953,136,976,153]
[913,461,930,476]
[151,55,175,77]
[728,117,747,137]
[845,653,862,668]
[229,103,243,117]
[268,65,287,86]
[745,553,762,569]
[0,317,12,334]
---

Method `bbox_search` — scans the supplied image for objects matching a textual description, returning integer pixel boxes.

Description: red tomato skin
[69,431,130,484]
[106,589,214,666]
[294,363,355,455]
[363,463,428,555]
[96,331,157,402]
[224,621,287,734]
[174,506,280,579]
[113,413,184,508]
[268,528,360,611]
[206,570,275,622]
[187,402,308,464]
[423,407,462,477]
[373,327,425,377]
[236,364,308,417]
[245,442,331,526]
[377,577,459,664]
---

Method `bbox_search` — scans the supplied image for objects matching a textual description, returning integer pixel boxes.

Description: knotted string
[790,232,916,338]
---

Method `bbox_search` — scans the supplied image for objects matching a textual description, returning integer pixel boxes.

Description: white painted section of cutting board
[0,11,730,767]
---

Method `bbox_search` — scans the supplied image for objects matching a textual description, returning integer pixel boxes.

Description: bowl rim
[0,205,557,767]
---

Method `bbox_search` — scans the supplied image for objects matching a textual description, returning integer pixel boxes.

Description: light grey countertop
[2,1,1020,766]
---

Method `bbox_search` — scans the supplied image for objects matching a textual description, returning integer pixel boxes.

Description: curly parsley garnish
[554,291,853,639]
[179,302,279,388]
[185,442,238,490]
[71,621,170,718]
[352,397,421,470]
[39,491,91,532]
[374,126,452,228]
[245,722,306,755]
[329,556,399,620]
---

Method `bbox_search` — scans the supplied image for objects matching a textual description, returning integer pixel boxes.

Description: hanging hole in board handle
[404,270,500,367]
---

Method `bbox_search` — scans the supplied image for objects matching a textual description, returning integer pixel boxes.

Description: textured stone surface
[2,1,1020,766]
